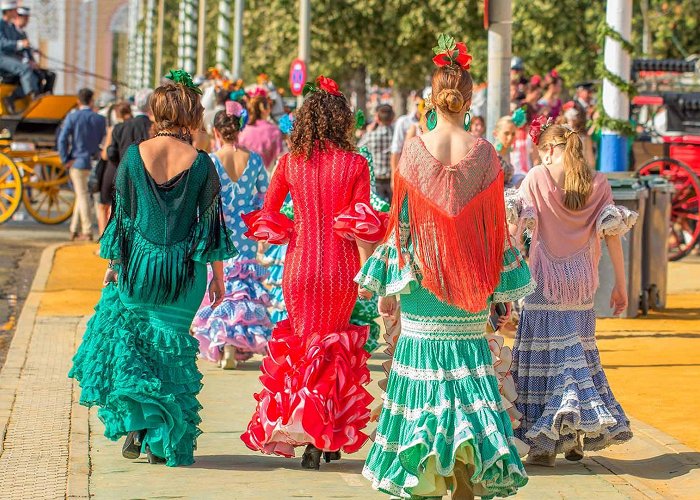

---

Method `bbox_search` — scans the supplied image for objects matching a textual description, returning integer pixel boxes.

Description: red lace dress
[241,145,387,457]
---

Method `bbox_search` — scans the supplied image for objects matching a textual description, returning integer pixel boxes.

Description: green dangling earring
[495,140,504,153]
[426,108,438,131]
[463,112,472,131]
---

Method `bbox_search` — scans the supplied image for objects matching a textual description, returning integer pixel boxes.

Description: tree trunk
[354,65,367,113]
[392,86,409,116]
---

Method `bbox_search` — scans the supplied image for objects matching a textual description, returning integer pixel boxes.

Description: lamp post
[232,0,244,79]
[600,0,632,172]
[485,0,512,141]
[297,0,310,107]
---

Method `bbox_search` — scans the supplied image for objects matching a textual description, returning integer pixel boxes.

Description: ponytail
[562,130,593,211]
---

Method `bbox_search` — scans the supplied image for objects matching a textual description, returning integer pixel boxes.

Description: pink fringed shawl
[520,165,613,305]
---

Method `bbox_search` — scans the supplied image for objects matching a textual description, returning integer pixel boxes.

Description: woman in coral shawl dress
[240,76,387,470]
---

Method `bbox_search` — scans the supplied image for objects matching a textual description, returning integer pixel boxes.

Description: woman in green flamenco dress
[357,37,534,499]
[69,72,237,466]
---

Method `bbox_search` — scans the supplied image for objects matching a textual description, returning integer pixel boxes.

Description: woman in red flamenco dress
[241,76,387,469]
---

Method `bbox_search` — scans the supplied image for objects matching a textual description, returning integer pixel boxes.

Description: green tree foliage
[155,0,700,93]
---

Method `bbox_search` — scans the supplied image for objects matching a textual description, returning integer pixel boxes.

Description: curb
[0,242,60,455]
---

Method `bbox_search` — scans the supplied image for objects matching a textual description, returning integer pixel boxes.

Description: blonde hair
[538,124,593,211]
[494,116,514,132]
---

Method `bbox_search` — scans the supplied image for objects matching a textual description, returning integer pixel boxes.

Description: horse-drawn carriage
[631,58,700,261]
[0,81,77,224]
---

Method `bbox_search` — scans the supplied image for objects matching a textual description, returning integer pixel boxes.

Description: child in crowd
[508,121,636,467]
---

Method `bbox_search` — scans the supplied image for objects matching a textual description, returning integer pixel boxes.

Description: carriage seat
[0,72,19,85]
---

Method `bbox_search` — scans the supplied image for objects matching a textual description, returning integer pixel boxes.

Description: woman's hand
[491,302,512,330]
[358,285,373,300]
[103,268,118,286]
[378,296,399,323]
[610,283,628,316]
[208,276,225,309]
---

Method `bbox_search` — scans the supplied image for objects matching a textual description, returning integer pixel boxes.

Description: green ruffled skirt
[363,287,528,498]
[68,264,207,467]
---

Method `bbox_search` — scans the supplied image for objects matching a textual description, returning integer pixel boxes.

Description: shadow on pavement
[592,452,700,479]
[188,454,366,473]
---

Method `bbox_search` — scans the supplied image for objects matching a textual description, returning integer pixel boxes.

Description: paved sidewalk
[0,243,699,499]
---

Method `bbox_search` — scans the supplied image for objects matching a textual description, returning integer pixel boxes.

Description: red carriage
[631,58,700,261]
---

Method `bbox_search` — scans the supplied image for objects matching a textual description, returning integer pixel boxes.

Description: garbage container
[640,177,674,313]
[594,175,647,318]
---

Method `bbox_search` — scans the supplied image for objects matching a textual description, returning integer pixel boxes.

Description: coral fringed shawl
[388,137,506,312]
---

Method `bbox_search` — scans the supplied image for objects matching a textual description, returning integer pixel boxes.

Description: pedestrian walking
[509,120,636,467]
[69,70,237,467]
[359,104,394,202]
[58,88,106,241]
[357,36,533,499]
[96,101,132,236]
[240,75,386,469]
[106,88,154,166]
[238,88,283,170]
[192,100,273,369]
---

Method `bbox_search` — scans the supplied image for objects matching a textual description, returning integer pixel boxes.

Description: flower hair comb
[225,100,249,130]
[432,33,472,70]
[529,115,553,145]
[166,69,202,95]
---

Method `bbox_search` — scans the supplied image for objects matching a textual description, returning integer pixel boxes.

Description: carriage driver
[0,0,39,114]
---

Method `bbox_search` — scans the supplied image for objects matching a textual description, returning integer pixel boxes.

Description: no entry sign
[289,59,307,96]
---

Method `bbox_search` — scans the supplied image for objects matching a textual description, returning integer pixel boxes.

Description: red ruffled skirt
[241,319,373,457]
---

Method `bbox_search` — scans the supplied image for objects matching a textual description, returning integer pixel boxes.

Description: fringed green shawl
[100,144,237,304]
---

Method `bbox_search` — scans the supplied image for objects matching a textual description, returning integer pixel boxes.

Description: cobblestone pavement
[0,244,698,499]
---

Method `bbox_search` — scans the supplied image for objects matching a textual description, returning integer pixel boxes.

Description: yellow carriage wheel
[0,153,22,224]
[22,161,75,224]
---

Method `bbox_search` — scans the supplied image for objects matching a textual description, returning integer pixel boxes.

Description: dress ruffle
[364,331,528,499]
[514,296,633,454]
[261,244,288,325]
[350,296,381,353]
[485,333,529,457]
[241,319,373,457]
[492,245,536,303]
[597,204,638,237]
[242,210,294,244]
[355,242,421,296]
[69,284,203,467]
[192,258,272,362]
[333,202,388,243]
[504,188,536,233]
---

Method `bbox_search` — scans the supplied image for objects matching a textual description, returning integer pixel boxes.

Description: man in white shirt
[390,94,421,187]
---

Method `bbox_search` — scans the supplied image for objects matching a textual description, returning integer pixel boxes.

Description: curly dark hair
[289,91,355,159]
[213,109,242,143]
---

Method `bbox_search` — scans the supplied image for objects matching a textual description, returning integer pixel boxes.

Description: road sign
[289,59,307,97]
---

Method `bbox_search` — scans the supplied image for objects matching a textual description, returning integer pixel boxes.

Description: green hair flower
[166,69,203,95]
[354,109,366,130]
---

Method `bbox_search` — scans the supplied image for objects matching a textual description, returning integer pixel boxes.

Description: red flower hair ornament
[529,115,553,145]
[562,100,575,111]
[303,75,343,97]
[432,33,472,70]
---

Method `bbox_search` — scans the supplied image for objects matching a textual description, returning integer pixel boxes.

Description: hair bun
[434,88,465,113]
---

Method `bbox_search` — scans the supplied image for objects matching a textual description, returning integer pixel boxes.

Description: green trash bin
[594,175,647,318]
[640,177,674,313]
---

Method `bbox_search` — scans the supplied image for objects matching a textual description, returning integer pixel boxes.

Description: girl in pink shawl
[508,123,637,467]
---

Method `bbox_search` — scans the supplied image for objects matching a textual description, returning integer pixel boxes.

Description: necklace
[155,130,192,144]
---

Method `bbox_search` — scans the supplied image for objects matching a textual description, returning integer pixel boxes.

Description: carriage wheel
[0,153,22,224]
[637,157,700,261]
[21,162,75,224]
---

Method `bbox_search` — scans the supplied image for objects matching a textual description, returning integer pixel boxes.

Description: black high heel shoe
[324,451,341,463]
[300,444,322,470]
[122,430,146,459]
[145,444,166,465]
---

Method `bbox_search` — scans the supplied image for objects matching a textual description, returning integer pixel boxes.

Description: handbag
[88,158,106,194]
